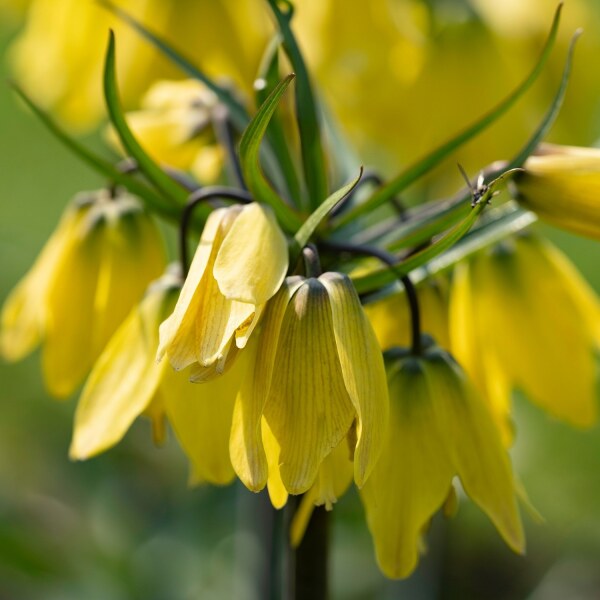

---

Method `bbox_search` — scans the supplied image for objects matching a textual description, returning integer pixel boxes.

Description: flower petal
[264,278,355,494]
[319,272,389,487]
[262,417,288,509]
[213,203,288,305]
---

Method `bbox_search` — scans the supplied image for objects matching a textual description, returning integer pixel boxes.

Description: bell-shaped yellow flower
[107,79,224,184]
[515,144,600,240]
[450,233,599,438]
[360,344,524,579]
[230,272,389,496]
[364,276,450,351]
[70,267,246,485]
[1,189,165,398]
[158,202,288,377]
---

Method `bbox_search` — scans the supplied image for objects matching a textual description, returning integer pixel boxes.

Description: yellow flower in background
[364,276,450,351]
[70,267,247,485]
[0,189,165,398]
[107,79,225,184]
[230,272,389,496]
[158,202,288,379]
[8,0,269,130]
[450,233,599,439]
[515,144,600,240]
[360,344,524,579]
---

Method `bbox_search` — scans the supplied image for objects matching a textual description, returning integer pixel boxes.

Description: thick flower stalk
[360,342,525,579]
[450,233,599,440]
[514,143,600,239]
[1,189,164,397]
[230,272,389,495]
[158,202,288,378]
[70,266,247,485]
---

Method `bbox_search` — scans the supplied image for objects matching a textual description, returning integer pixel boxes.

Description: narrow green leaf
[294,168,363,254]
[334,3,564,230]
[103,32,193,210]
[98,0,249,131]
[351,171,516,294]
[256,36,303,206]
[11,84,178,219]
[239,73,302,231]
[266,0,328,209]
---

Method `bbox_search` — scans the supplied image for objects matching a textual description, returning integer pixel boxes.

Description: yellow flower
[158,203,288,377]
[230,272,389,496]
[360,344,524,579]
[364,276,450,351]
[515,144,600,240]
[0,189,165,398]
[450,233,599,439]
[70,267,247,485]
[107,79,225,184]
[9,0,269,129]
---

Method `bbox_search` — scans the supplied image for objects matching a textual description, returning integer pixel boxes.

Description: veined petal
[263,278,355,494]
[230,278,303,492]
[262,418,288,509]
[157,207,232,368]
[213,203,288,305]
[70,286,175,459]
[425,350,525,553]
[360,359,455,579]
[164,350,250,487]
[320,272,389,487]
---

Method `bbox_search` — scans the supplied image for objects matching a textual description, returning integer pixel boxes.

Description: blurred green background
[1,2,600,598]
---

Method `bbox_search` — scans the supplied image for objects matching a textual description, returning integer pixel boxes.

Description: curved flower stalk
[158,202,289,378]
[360,343,524,579]
[450,233,599,440]
[106,79,225,184]
[364,276,451,351]
[1,189,165,398]
[230,272,389,496]
[70,267,248,485]
[514,143,600,239]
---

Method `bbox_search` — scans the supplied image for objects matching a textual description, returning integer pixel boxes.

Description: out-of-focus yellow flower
[364,276,450,351]
[9,0,269,129]
[515,144,600,240]
[230,272,389,496]
[360,344,524,579]
[70,267,247,485]
[0,0,30,20]
[450,234,599,440]
[0,189,165,398]
[107,79,225,184]
[158,203,288,378]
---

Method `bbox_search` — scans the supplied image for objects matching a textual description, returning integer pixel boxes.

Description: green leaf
[103,32,194,211]
[256,36,303,207]
[266,0,328,209]
[239,73,302,232]
[98,0,249,132]
[334,3,564,230]
[293,168,363,255]
[11,84,178,220]
[351,171,516,294]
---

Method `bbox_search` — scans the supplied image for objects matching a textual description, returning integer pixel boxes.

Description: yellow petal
[164,352,250,486]
[213,203,289,305]
[262,417,288,509]
[319,272,389,487]
[425,350,525,554]
[70,284,175,459]
[263,278,355,494]
[360,358,455,579]
[230,278,303,492]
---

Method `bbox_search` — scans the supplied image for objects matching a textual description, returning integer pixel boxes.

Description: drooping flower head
[360,341,524,579]
[515,143,600,240]
[231,272,389,496]
[1,188,165,397]
[450,233,599,439]
[157,202,289,379]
